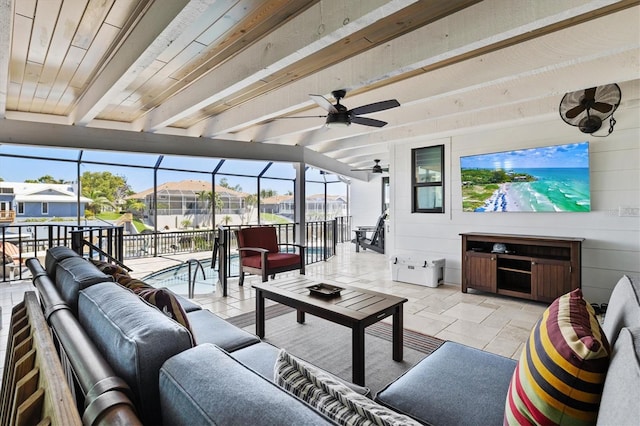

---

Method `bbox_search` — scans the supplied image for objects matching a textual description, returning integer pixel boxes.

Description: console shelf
[460,232,583,303]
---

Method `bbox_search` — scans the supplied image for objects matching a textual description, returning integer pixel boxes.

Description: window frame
[42,202,49,215]
[411,145,445,213]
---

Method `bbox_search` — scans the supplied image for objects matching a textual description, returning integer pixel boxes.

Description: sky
[0,145,347,195]
[460,142,590,170]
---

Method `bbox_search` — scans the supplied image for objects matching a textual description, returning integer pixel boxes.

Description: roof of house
[1,182,91,203]
[128,180,249,199]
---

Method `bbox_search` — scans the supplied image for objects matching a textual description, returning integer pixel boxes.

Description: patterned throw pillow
[274,349,421,426]
[89,258,130,278]
[114,273,153,293]
[136,287,192,332]
[504,288,611,425]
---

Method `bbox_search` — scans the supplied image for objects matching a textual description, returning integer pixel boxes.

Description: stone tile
[441,302,495,323]
[441,319,501,344]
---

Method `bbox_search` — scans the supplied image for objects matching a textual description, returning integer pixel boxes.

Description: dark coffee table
[252,277,408,386]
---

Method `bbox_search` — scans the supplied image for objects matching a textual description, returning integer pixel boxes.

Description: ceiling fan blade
[350,99,400,116]
[351,116,388,127]
[584,87,597,100]
[591,102,613,114]
[309,94,338,113]
[565,104,585,119]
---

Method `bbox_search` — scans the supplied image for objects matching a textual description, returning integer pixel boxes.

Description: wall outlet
[618,206,640,217]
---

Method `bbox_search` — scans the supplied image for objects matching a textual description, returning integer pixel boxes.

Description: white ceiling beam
[143,0,418,132]
[73,0,204,125]
[0,118,366,180]
[202,0,628,138]
[0,0,14,118]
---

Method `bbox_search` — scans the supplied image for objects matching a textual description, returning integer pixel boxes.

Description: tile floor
[0,243,548,380]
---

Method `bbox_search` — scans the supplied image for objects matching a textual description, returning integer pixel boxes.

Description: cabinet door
[464,252,497,293]
[532,258,572,302]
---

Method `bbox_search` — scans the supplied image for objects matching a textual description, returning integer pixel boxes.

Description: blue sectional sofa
[25,246,639,425]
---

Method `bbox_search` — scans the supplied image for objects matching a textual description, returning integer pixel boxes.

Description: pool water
[142,257,239,296]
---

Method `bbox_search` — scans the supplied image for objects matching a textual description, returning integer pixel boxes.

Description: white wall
[353,107,640,304]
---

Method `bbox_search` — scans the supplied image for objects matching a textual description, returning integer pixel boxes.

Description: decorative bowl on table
[307,283,343,297]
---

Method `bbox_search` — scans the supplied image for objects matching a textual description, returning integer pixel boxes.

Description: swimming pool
[141,257,239,296]
[141,246,328,296]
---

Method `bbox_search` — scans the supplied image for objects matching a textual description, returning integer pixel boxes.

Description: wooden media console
[460,232,583,303]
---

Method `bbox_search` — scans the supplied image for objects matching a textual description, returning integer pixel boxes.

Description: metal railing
[1,217,351,283]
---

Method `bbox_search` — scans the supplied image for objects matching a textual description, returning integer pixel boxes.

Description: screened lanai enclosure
[0,144,350,228]
[0,144,354,282]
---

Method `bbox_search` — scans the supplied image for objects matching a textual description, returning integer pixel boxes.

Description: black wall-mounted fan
[351,159,389,173]
[309,90,400,128]
[559,84,621,135]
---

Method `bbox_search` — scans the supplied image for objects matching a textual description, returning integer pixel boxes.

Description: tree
[241,194,257,224]
[197,190,223,227]
[219,177,242,192]
[81,171,131,208]
[24,175,67,184]
[85,189,115,215]
[260,188,277,198]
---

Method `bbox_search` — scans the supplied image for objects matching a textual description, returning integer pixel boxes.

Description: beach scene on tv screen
[461,142,590,212]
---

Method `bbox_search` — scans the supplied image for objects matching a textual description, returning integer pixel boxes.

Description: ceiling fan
[308,89,400,128]
[351,159,389,173]
[559,84,621,135]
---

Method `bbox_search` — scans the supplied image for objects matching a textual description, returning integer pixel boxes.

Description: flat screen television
[460,142,590,212]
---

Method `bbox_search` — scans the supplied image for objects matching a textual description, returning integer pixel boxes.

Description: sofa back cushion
[596,326,640,425]
[602,275,640,345]
[45,246,79,279]
[55,256,112,314]
[78,281,193,425]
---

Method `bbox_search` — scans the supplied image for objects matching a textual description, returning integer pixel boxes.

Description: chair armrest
[238,247,269,254]
[277,243,306,249]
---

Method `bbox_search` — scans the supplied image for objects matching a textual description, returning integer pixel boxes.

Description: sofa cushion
[45,246,79,279]
[596,326,640,425]
[504,288,611,425]
[78,281,193,425]
[172,293,202,313]
[186,308,260,351]
[375,340,516,426]
[55,256,113,314]
[159,344,334,426]
[601,275,640,345]
[135,287,192,332]
[231,342,371,396]
[275,349,420,425]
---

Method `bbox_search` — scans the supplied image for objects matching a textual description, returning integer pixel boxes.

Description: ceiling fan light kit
[309,89,400,128]
[559,83,621,136]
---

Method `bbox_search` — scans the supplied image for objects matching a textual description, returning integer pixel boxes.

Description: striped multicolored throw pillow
[504,288,610,425]
[274,349,421,426]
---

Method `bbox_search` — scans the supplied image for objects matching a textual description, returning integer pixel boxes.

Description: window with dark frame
[382,176,389,213]
[42,202,49,215]
[412,145,444,213]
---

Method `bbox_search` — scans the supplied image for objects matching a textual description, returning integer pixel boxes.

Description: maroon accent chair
[235,226,305,286]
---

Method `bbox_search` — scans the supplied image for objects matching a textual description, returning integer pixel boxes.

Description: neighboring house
[128,180,249,228]
[0,182,91,221]
[260,193,347,220]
